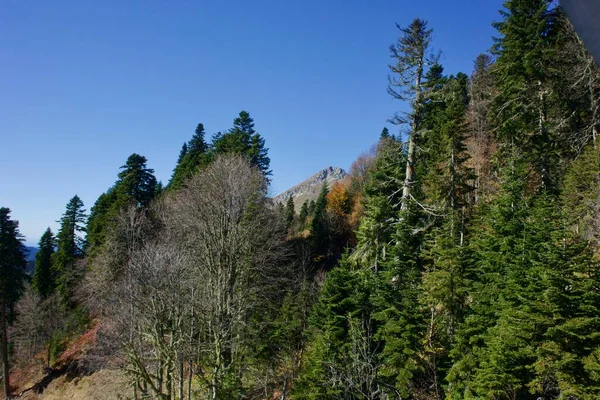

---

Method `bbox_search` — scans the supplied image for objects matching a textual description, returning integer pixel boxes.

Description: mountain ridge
[274,166,347,209]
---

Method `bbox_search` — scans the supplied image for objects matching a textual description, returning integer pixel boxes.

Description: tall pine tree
[212,111,271,178]
[52,195,86,306]
[169,123,209,189]
[0,208,27,399]
[32,227,56,299]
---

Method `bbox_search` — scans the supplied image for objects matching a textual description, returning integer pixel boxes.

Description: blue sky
[1,0,504,245]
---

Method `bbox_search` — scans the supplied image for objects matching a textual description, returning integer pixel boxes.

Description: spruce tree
[310,183,330,267]
[85,190,118,255]
[372,215,425,397]
[176,142,188,164]
[87,154,157,255]
[352,135,405,268]
[170,123,209,189]
[562,143,600,241]
[295,258,379,399]
[0,208,27,399]
[52,195,86,306]
[380,127,390,139]
[492,0,563,190]
[285,196,295,230]
[388,18,437,211]
[271,283,311,398]
[32,227,55,299]
[308,199,316,216]
[212,111,271,178]
[116,153,157,208]
[298,201,309,229]
[468,53,496,203]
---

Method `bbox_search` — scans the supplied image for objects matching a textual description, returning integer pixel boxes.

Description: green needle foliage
[32,227,56,299]
[51,195,87,306]
[87,153,157,257]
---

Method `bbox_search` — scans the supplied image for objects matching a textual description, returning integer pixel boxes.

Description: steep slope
[274,166,346,210]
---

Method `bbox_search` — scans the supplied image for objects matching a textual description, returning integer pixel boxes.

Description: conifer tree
[416,75,472,393]
[492,0,563,190]
[285,196,295,230]
[308,199,316,216]
[86,190,118,255]
[0,207,27,399]
[87,154,157,255]
[310,183,330,267]
[177,142,188,164]
[467,53,496,203]
[295,258,380,399]
[116,153,157,208]
[52,195,86,306]
[271,283,312,399]
[380,127,390,139]
[170,123,209,189]
[562,143,600,241]
[298,201,309,229]
[32,227,56,299]
[388,18,437,211]
[372,215,425,397]
[352,136,404,268]
[212,111,271,178]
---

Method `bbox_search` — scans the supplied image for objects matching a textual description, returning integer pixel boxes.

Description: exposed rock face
[274,166,347,209]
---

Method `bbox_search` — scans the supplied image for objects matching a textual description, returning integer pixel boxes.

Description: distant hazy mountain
[25,246,38,260]
[25,246,38,275]
[274,166,347,210]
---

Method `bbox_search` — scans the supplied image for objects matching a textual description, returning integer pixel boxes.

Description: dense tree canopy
[6,2,600,399]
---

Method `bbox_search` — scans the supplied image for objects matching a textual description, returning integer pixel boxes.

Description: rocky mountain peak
[274,167,347,207]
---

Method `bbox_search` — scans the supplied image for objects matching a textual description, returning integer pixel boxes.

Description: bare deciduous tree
[87,155,289,399]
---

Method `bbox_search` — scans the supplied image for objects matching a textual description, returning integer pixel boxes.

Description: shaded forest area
[2,0,600,399]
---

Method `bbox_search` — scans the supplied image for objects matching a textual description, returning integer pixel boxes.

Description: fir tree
[308,199,316,216]
[169,123,209,189]
[492,0,563,190]
[388,18,437,211]
[372,215,425,397]
[52,195,86,306]
[32,227,56,299]
[295,258,380,399]
[468,53,496,203]
[271,283,312,398]
[85,190,118,255]
[177,142,188,164]
[285,196,295,230]
[310,183,330,268]
[298,201,309,229]
[212,111,271,178]
[0,207,27,399]
[380,127,390,139]
[116,153,157,208]
[352,136,405,268]
[87,154,157,255]
[562,143,600,241]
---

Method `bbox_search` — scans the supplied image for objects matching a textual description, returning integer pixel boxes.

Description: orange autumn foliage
[326,182,351,217]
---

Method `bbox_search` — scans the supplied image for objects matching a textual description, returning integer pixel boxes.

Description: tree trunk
[178,355,184,400]
[1,303,11,400]
[401,132,418,211]
[281,375,288,400]
[187,362,193,400]
[401,55,424,212]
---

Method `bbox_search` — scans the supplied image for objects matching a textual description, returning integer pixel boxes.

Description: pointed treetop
[380,127,390,139]
[232,111,255,135]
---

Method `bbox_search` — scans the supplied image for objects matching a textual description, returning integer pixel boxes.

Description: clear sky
[1,0,504,245]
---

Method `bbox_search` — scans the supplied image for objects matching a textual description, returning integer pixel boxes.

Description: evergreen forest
[2,1,600,399]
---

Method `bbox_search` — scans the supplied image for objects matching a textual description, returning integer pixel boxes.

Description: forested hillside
[2,1,600,399]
